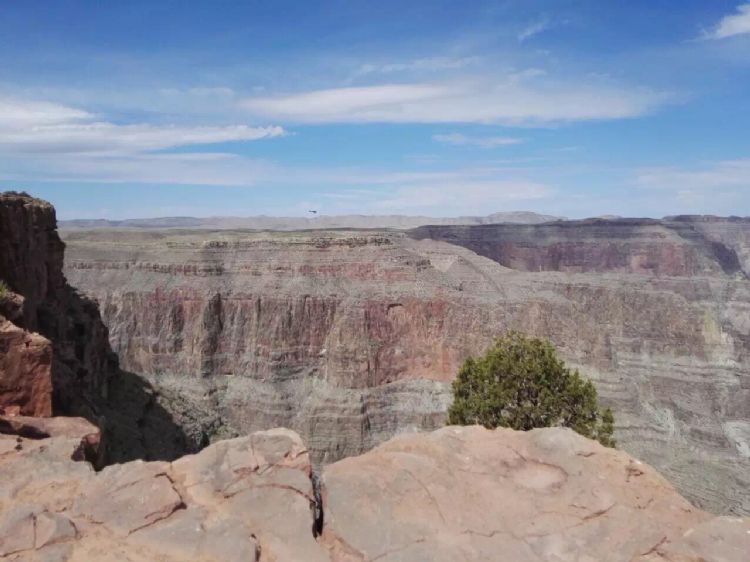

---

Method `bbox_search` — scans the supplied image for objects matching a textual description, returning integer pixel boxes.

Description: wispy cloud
[518,18,552,42]
[312,166,553,215]
[1,151,279,186]
[241,77,669,125]
[704,3,750,39]
[0,97,285,155]
[0,98,91,128]
[433,133,524,148]
[370,181,551,212]
[0,96,286,187]
[635,158,750,213]
[637,158,750,190]
[355,56,480,76]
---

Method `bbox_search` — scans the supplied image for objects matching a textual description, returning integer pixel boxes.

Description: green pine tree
[448,332,616,447]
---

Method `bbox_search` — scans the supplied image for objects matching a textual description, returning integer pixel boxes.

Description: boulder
[0,318,53,417]
[319,426,749,562]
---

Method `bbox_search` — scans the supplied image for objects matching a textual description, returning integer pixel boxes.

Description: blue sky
[1,1,749,219]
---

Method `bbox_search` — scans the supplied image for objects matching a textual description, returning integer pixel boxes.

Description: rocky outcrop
[1,423,748,561]
[0,316,53,417]
[63,224,750,515]
[0,191,115,419]
[0,414,102,465]
[320,425,750,561]
[0,192,192,463]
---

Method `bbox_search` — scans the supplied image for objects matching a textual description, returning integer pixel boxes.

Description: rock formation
[63,220,750,515]
[409,218,749,277]
[1,421,748,561]
[0,192,193,463]
[0,192,116,420]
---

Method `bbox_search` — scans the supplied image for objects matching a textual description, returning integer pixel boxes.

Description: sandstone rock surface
[321,426,750,562]
[63,222,750,514]
[0,317,52,417]
[1,423,748,561]
[0,425,326,562]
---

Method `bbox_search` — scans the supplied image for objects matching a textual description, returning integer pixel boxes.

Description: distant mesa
[59,211,565,231]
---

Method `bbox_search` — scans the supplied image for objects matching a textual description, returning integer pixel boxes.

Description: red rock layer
[0,318,52,417]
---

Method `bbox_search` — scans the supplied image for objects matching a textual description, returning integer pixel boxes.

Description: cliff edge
[0,422,748,561]
[0,191,193,463]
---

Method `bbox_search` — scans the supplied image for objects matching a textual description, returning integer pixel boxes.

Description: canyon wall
[410,218,749,277]
[0,192,115,419]
[0,192,193,463]
[63,221,750,515]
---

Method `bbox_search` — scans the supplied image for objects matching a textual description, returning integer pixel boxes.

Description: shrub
[0,280,9,300]
[448,332,615,447]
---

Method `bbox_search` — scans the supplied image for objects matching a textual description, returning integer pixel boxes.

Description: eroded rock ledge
[1,421,747,562]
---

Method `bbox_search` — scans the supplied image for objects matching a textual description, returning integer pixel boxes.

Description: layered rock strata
[63,223,750,515]
[1,423,748,561]
[410,218,749,277]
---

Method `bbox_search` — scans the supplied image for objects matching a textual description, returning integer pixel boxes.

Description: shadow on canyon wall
[44,289,195,464]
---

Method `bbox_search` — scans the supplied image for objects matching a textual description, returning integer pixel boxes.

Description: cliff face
[2,423,748,561]
[0,192,115,419]
[410,219,748,277]
[63,224,750,515]
[0,192,193,463]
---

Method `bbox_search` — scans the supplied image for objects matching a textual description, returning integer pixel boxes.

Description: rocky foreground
[1,417,748,562]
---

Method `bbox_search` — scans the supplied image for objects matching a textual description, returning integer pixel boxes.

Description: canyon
[58,213,750,516]
[1,191,750,560]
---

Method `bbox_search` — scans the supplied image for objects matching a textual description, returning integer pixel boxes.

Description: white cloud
[371,181,551,212]
[310,164,553,211]
[241,79,669,125]
[518,19,552,42]
[356,56,480,76]
[0,98,91,128]
[309,166,554,215]
[433,133,524,148]
[0,96,286,187]
[637,159,750,190]
[705,3,750,39]
[2,151,279,186]
[634,158,750,213]
[0,97,285,155]
[1,121,284,155]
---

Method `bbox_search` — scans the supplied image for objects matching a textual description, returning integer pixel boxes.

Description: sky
[1,1,749,220]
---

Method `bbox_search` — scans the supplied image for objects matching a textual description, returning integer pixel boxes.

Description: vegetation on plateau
[448,332,616,447]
